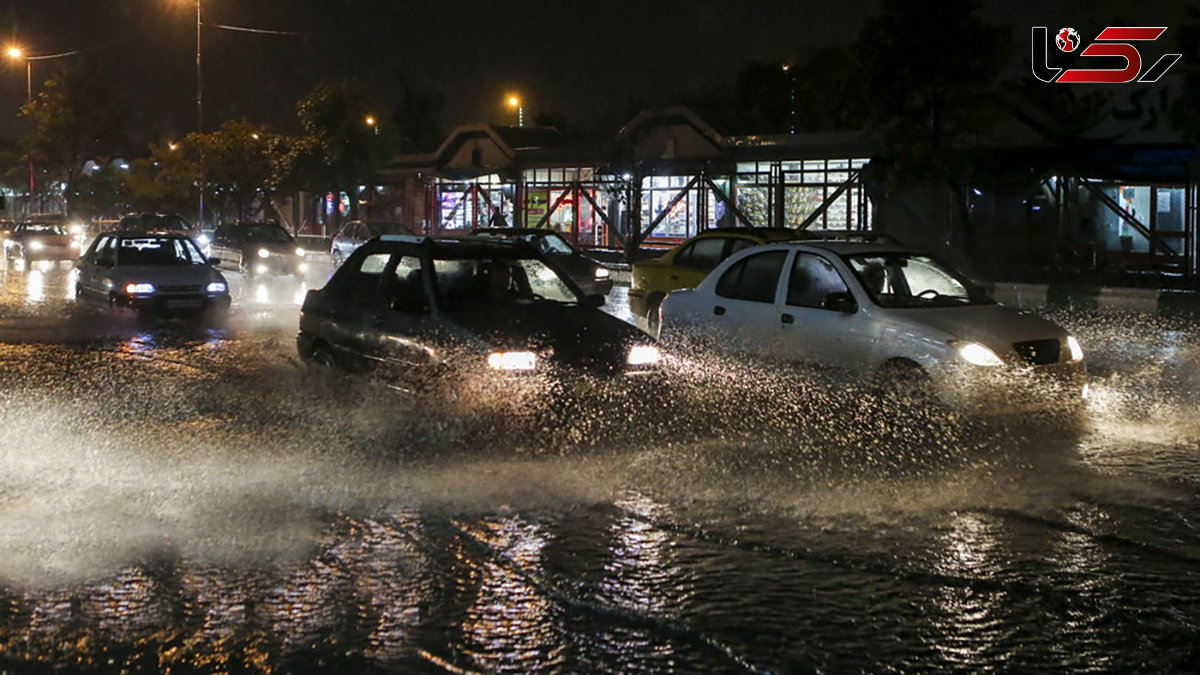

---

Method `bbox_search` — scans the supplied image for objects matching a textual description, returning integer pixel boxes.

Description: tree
[126,140,201,218]
[19,59,124,212]
[283,79,396,223]
[67,163,129,220]
[390,78,445,152]
[188,119,277,222]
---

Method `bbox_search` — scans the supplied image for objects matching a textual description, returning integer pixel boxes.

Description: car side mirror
[582,294,605,308]
[822,291,858,314]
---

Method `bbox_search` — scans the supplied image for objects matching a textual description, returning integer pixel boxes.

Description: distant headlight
[257,248,270,259]
[487,351,537,371]
[206,281,227,294]
[1067,335,1084,362]
[69,240,80,248]
[196,233,210,246]
[627,344,661,366]
[29,241,45,251]
[295,247,306,258]
[954,340,1003,367]
[595,267,610,279]
[124,282,155,295]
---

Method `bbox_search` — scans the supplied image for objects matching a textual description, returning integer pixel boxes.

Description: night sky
[0,0,1192,149]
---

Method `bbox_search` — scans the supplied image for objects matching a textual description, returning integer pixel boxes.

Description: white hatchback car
[659,240,1087,412]
[75,231,232,318]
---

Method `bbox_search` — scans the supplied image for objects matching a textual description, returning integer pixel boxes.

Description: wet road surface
[1,256,1199,672]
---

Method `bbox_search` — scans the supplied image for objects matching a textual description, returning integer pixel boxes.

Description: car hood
[17,233,72,244]
[241,240,297,253]
[883,303,1068,350]
[445,302,650,374]
[109,264,226,287]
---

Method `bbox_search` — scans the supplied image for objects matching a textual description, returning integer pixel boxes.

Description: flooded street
[1,259,1199,672]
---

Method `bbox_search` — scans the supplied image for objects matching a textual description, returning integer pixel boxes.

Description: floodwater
[1,259,1199,673]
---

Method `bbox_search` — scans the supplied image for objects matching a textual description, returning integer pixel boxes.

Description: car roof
[690,227,810,241]
[472,228,560,237]
[371,234,540,259]
[97,230,192,240]
[762,240,915,256]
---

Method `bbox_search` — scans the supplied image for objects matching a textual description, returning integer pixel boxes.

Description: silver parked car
[330,220,412,267]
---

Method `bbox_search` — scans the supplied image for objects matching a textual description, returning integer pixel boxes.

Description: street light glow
[6,46,22,60]
[365,115,375,126]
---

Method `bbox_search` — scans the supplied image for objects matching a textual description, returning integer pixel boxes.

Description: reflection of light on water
[116,332,157,359]
[602,493,683,618]
[293,281,308,306]
[460,516,559,669]
[25,268,45,305]
[929,512,1004,663]
[255,283,271,305]
[66,267,79,300]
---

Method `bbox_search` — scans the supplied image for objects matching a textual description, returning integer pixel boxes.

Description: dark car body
[75,231,231,317]
[331,220,412,267]
[297,235,661,402]
[210,222,307,277]
[3,220,81,261]
[468,228,614,296]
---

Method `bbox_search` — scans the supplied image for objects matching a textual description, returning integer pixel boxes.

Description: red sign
[1032,26,1181,84]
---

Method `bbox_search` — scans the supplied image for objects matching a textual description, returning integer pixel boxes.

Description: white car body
[75,232,232,316]
[659,240,1087,411]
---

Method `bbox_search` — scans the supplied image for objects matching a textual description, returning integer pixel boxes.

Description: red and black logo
[1032,26,1181,83]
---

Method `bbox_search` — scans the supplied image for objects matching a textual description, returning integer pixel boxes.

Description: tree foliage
[126,140,199,218]
[189,118,278,222]
[19,60,124,199]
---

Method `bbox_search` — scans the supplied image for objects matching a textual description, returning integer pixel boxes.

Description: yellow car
[629,227,813,321]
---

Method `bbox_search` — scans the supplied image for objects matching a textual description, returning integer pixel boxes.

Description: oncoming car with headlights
[658,240,1087,413]
[297,235,663,405]
[211,222,307,278]
[4,220,81,262]
[75,231,231,318]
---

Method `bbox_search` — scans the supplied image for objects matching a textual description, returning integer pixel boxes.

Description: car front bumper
[116,293,232,316]
[930,360,1089,414]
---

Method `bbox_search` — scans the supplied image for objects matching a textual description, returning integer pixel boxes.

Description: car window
[536,233,574,255]
[241,224,291,243]
[116,237,206,266]
[715,250,787,303]
[675,237,726,270]
[727,238,757,256]
[344,252,391,304]
[846,254,989,307]
[95,236,118,266]
[382,255,426,314]
[786,253,849,309]
[432,257,578,311]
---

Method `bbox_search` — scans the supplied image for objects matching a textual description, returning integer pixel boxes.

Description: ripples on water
[0,308,1198,671]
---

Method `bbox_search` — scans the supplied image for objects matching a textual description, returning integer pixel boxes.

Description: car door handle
[713,305,725,316]
[781,313,794,324]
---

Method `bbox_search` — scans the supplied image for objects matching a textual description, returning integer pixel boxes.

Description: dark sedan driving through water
[297,235,662,405]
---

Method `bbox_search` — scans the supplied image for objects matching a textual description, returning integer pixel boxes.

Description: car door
[776,251,876,374]
[698,249,789,354]
[360,254,441,380]
[210,226,237,269]
[668,236,731,291]
[76,235,115,301]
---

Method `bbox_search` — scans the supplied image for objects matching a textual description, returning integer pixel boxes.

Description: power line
[208,23,308,37]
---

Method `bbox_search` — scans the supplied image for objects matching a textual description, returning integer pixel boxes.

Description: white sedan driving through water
[658,240,1087,413]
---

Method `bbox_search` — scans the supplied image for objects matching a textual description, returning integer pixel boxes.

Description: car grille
[158,284,203,294]
[1013,338,1061,366]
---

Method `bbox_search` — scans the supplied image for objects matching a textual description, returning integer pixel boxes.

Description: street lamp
[507,94,524,127]
[6,45,34,216]
[365,115,378,135]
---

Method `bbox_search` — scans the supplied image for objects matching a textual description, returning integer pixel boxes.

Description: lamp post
[6,46,34,216]
[193,0,205,229]
[781,62,796,135]
[507,94,523,127]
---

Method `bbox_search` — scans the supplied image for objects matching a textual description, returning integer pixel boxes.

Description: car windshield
[527,233,574,254]
[241,224,292,242]
[431,256,580,311]
[116,237,208,266]
[845,253,992,308]
[19,224,67,235]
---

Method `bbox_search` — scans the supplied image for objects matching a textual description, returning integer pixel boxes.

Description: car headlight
[124,282,155,295]
[29,241,44,251]
[595,267,611,279]
[1067,335,1084,362]
[295,247,306,258]
[69,240,80,248]
[257,248,270,259]
[206,281,227,294]
[487,351,537,371]
[196,234,210,246]
[953,340,1003,367]
[627,344,661,366]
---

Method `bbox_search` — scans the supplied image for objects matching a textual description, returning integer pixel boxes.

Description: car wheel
[331,250,343,268]
[310,343,338,370]
[238,256,252,278]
